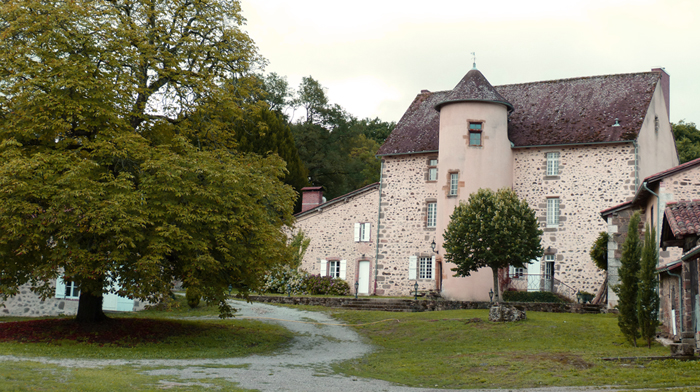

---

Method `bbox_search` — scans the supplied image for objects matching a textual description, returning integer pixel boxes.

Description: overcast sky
[240,0,698,125]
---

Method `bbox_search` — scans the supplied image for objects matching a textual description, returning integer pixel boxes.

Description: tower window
[469,122,482,146]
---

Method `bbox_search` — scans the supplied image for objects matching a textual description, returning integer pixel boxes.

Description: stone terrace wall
[294,185,379,292]
[376,154,439,296]
[513,143,637,295]
[247,295,602,314]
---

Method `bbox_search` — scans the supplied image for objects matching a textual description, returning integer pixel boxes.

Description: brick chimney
[652,67,670,119]
[301,186,324,212]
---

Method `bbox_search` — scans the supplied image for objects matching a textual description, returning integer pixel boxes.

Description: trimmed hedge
[502,290,565,303]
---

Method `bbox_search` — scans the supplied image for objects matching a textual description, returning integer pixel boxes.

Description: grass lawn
[329,308,700,390]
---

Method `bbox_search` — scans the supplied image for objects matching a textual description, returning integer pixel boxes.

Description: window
[427,202,437,228]
[354,222,371,242]
[328,260,340,278]
[320,259,346,279]
[547,198,559,227]
[449,173,459,196]
[428,159,438,181]
[468,122,482,146]
[546,152,559,176]
[55,276,80,299]
[409,255,435,280]
[419,257,433,279]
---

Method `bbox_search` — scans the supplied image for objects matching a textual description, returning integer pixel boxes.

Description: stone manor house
[294,66,678,302]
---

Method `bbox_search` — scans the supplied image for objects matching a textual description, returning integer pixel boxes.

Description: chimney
[301,186,324,212]
[651,68,670,119]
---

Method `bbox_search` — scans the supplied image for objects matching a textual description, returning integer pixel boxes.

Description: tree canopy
[590,231,610,271]
[0,0,296,322]
[443,188,543,302]
[673,121,700,164]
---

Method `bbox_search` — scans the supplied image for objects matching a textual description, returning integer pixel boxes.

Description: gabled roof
[435,69,513,112]
[632,157,700,205]
[294,182,380,218]
[600,200,634,219]
[664,200,700,238]
[378,71,662,156]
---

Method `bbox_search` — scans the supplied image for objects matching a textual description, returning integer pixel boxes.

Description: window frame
[426,202,437,228]
[468,122,483,147]
[427,158,438,182]
[419,256,433,279]
[354,222,371,242]
[449,172,459,196]
[328,260,341,278]
[546,198,560,227]
[546,152,560,176]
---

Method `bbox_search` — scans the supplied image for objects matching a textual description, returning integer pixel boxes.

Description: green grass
[330,309,700,390]
[0,361,252,391]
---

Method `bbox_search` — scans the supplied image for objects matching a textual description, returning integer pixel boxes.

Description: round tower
[434,68,514,301]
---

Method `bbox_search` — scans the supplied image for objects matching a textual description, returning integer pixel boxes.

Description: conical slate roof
[435,68,514,111]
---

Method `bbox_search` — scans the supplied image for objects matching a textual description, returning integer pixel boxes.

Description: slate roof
[435,69,513,112]
[378,70,662,156]
[664,200,700,238]
[294,182,380,218]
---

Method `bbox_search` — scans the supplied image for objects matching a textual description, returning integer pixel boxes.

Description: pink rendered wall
[637,81,679,182]
[435,101,513,301]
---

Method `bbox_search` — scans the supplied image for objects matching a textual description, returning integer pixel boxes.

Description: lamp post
[287,283,291,298]
[414,281,419,301]
[489,288,494,303]
[355,281,359,299]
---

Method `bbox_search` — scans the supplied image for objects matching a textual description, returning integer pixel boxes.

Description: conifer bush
[613,211,642,346]
[638,224,660,348]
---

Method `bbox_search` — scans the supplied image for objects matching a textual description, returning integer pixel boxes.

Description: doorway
[358,260,370,295]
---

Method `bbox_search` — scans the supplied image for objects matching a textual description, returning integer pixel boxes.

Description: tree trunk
[76,291,108,323]
[492,267,500,303]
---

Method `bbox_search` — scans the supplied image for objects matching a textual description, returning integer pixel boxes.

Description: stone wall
[513,143,637,295]
[659,269,682,339]
[247,295,602,314]
[375,154,439,296]
[294,184,380,293]
[1,283,146,317]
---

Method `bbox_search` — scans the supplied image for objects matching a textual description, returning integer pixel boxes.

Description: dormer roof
[435,69,513,112]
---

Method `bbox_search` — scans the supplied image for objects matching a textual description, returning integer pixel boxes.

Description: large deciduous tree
[443,188,543,302]
[613,211,642,346]
[0,0,296,322]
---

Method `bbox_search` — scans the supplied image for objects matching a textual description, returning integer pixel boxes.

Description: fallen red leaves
[0,318,212,347]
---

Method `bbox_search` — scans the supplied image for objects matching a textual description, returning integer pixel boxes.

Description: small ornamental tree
[443,188,543,302]
[613,211,642,346]
[590,232,610,271]
[638,223,660,348]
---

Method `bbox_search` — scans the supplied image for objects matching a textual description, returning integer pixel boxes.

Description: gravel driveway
[0,301,628,391]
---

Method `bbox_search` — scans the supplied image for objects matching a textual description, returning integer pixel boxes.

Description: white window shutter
[431,256,436,280]
[408,256,417,280]
[320,259,328,276]
[354,223,361,242]
[339,260,347,280]
[55,276,66,299]
[362,223,371,242]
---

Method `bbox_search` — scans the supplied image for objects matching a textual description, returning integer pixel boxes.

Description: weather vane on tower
[471,52,477,69]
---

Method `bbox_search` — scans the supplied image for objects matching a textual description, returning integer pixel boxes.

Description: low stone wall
[246,295,603,314]
[1,284,147,317]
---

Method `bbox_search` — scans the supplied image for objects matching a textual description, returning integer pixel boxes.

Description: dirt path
[0,301,631,391]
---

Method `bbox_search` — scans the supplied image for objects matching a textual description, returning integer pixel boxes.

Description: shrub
[502,290,565,303]
[303,274,350,296]
[261,266,309,294]
[186,287,201,308]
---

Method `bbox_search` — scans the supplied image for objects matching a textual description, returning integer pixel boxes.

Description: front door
[358,261,370,295]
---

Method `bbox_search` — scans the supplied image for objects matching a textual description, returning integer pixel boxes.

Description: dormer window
[468,122,482,146]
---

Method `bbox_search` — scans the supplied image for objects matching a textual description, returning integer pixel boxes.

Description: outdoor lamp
[489,288,494,303]
[431,239,438,254]
[414,281,419,301]
[355,281,359,299]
